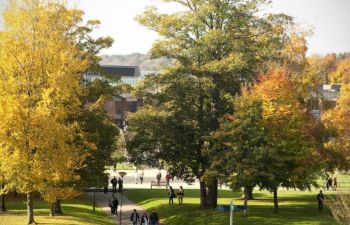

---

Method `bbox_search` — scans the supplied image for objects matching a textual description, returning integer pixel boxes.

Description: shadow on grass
[1,194,114,225]
[156,203,336,225]
[124,189,337,225]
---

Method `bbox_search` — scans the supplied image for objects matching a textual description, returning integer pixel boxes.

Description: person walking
[317,190,324,212]
[135,168,138,184]
[111,176,118,194]
[327,177,333,190]
[333,176,337,190]
[113,163,117,172]
[140,170,144,184]
[156,172,162,187]
[177,186,184,205]
[118,177,123,193]
[168,186,175,205]
[130,209,140,225]
[112,196,118,215]
[166,173,171,186]
[140,212,149,225]
[149,209,159,225]
[109,195,118,216]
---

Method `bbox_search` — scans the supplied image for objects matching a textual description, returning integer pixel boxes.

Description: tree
[128,0,302,208]
[0,1,90,223]
[213,86,265,207]
[76,79,120,192]
[329,191,350,225]
[329,58,350,84]
[254,68,321,213]
[0,175,6,212]
[322,83,350,168]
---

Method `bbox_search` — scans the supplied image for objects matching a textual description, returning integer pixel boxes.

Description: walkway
[87,191,146,225]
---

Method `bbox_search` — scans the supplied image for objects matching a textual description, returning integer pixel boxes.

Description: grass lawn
[0,193,114,225]
[124,188,337,225]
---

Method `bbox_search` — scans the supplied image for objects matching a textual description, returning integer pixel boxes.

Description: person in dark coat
[130,209,140,225]
[317,190,324,212]
[109,195,118,215]
[156,172,161,186]
[140,212,149,225]
[111,176,118,193]
[118,177,123,193]
[149,209,159,225]
[327,177,333,190]
[168,186,175,205]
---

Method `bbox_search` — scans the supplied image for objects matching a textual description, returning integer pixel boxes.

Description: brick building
[84,65,143,128]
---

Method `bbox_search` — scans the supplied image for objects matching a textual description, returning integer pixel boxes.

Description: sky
[74,0,350,56]
[0,0,349,56]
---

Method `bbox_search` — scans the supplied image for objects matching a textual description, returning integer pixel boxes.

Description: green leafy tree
[213,86,265,208]
[128,0,302,208]
[76,79,120,191]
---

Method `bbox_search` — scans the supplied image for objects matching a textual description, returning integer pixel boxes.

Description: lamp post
[118,171,127,225]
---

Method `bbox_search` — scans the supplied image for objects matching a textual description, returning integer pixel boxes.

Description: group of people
[168,186,184,205]
[111,176,123,193]
[135,169,145,184]
[324,176,337,191]
[109,195,160,225]
[130,208,159,225]
[156,171,175,186]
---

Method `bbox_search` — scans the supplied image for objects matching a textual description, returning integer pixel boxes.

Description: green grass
[123,189,337,225]
[0,193,114,225]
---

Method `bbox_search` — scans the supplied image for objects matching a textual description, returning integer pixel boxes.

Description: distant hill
[100,53,173,71]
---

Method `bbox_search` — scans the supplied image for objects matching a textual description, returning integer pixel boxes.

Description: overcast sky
[75,0,350,56]
[1,0,350,56]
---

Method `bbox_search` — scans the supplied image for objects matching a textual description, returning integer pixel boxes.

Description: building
[309,84,340,118]
[84,65,141,86]
[84,65,143,128]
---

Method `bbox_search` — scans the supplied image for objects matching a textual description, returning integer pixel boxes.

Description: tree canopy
[127,0,307,208]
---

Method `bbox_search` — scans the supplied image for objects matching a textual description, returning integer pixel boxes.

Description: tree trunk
[199,178,218,208]
[53,199,62,215]
[243,187,249,207]
[207,178,218,207]
[50,203,55,217]
[273,187,279,214]
[243,186,249,216]
[0,194,6,212]
[93,188,96,212]
[27,192,35,224]
[0,181,6,212]
[243,185,254,200]
[199,180,207,208]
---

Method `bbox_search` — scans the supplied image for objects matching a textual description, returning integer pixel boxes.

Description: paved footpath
[87,191,147,225]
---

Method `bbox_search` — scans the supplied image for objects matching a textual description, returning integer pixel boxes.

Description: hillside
[100,53,173,71]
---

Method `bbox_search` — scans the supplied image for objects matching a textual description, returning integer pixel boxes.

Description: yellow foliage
[41,187,81,203]
[322,84,350,161]
[329,58,350,84]
[0,0,88,198]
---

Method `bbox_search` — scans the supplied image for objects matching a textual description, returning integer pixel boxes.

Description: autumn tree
[127,0,302,208]
[322,83,350,169]
[254,68,321,213]
[0,0,91,223]
[329,58,350,85]
[213,86,265,208]
[214,68,321,213]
